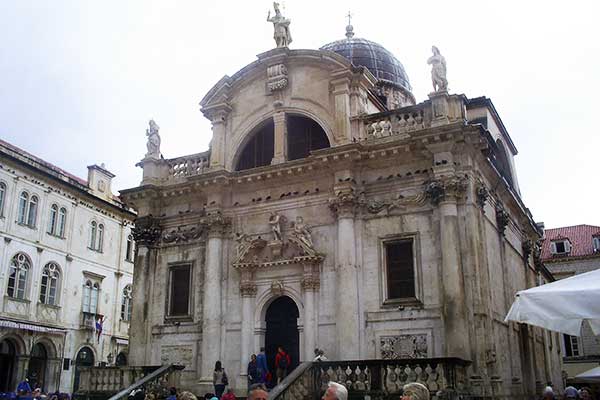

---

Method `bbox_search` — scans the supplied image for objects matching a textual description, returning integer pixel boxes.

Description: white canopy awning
[574,366,600,382]
[505,268,600,336]
[0,318,66,334]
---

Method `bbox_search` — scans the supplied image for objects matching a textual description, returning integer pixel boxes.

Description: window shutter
[565,241,572,253]
[550,242,556,254]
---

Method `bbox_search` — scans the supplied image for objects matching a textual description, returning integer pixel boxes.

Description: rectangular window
[593,237,600,252]
[564,334,581,357]
[384,239,416,300]
[168,264,191,317]
[555,241,566,254]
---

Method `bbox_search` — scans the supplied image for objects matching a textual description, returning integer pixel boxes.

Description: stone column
[272,112,287,165]
[302,263,320,361]
[329,188,360,360]
[426,172,470,360]
[330,76,352,144]
[202,105,232,170]
[200,212,228,385]
[239,270,257,377]
[129,216,161,366]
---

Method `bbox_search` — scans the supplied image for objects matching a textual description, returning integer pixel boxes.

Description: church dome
[320,27,412,92]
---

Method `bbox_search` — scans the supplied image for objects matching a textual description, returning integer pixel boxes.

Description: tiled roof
[0,139,88,186]
[541,224,600,260]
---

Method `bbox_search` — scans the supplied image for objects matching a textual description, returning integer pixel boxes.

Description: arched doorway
[73,347,94,393]
[28,343,47,390]
[0,339,17,392]
[265,296,300,374]
[115,352,127,366]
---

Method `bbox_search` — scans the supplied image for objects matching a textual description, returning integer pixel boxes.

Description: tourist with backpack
[274,346,291,384]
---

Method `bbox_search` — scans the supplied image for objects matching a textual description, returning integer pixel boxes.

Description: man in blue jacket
[256,347,269,384]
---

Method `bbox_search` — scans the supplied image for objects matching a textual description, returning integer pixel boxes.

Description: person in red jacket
[274,346,291,384]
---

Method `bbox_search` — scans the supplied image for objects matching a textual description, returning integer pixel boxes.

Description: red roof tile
[0,139,88,186]
[541,224,600,260]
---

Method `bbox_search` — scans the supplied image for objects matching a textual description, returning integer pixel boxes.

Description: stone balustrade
[270,358,470,400]
[364,105,428,140]
[167,152,209,180]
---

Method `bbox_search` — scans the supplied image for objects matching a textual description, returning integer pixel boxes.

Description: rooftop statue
[145,119,161,159]
[267,2,292,48]
[427,46,448,92]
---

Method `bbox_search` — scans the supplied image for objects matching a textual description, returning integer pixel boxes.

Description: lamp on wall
[106,352,114,365]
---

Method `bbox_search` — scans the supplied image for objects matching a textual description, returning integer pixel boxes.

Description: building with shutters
[0,139,135,393]
[121,19,563,398]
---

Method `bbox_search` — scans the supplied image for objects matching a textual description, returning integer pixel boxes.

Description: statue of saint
[267,2,292,48]
[427,46,448,92]
[268,212,283,241]
[235,232,253,263]
[291,216,316,255]
[145,119,161,159]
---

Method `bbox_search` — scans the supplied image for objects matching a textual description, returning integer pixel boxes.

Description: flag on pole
[95,315,104,343]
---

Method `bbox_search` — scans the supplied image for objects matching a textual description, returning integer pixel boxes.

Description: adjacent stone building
[121,23,563,398]
[0,140,136,393]
[541,224,600,385]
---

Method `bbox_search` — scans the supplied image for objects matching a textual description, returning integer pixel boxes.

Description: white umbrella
[505,268,600,336]
[574,366,600,382]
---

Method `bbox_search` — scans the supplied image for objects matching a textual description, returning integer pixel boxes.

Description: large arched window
[82,280,100,314]
[0,182,6,217]
[121,284,132,321]
[287,115,330,160]
[7,253,31,299]
[39,263,60,306]
[236,119,274,171]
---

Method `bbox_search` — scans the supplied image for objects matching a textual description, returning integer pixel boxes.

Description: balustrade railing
[167,152,209,180]
[269,358,470,400]
[364,105,429,140]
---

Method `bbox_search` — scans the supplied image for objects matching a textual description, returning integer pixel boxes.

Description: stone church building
[121,20,563,398]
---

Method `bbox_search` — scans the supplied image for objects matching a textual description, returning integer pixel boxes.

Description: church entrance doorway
[73,347,94,393]
[0,339,17,392]
[265,296,299,376]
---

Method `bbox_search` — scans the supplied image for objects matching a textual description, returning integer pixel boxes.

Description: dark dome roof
[321,36,411,92]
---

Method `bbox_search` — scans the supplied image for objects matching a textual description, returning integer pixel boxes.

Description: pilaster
[202,104,232,171]
[271,112,287,165]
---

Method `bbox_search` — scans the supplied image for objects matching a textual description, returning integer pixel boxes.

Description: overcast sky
[1,0,598,228]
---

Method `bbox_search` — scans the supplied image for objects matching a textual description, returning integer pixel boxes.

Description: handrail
[107,364,185,400]
[269,362,314,400]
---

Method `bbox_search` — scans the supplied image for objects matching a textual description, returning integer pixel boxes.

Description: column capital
[425,174,468,206]
[328,191,359,219]
[205,211,231,238]
[240,282,258,297]
[131,215,161,247]
[301,277,320,292]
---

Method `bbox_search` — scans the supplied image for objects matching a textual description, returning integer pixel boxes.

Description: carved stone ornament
[427,46,448,93]
[495,202,510,236]
[328,191,359,218]
[289,216,316,256]
[234,232,267,264]
[476,183,489,208]
[425,175,468,206]
[380,334,427,359]
[145,119,161,159]
[132,216,161,246]
[358,192,427,215]
[522,239,533,261]
[301,276,320,291]
[162,224,205,244]
[240,282,258,297]
[267,2,292,48]
[271,280,285,296]
[205,211,231,237]
[267,63,288,92]
[533,239,543,270]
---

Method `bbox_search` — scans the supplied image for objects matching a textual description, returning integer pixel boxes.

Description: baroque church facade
[121,17,563,398]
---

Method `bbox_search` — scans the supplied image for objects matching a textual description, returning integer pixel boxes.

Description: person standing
[213,361,228,399]
[256,348,269,384]
[247,354,261,388]
[274,346,291,384]
[322,382,347,400]
[16,378,32,400]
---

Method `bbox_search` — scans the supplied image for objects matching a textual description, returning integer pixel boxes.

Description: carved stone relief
[132,216,162,246]
[495,202,509,236]
[267,64,288,92]
[380,334,428,359]
[162,224,205,244]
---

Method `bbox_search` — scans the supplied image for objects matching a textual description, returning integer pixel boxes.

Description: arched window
[58,208,67,237]
[97,224,104,252]
[286,115,330,160]
[18,192,28,224]
[121,284,132,321]
[0,182,6,216]
[235,119,274,171]
[7,253,31,299]
[27,195,38,227]
[125,234,134,262]
[48,204,58,235]
[89,222,97,249]
[82,280,100,314]
[40,263,60,305]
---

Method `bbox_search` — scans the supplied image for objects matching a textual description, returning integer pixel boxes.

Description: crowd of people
[0,378,71,400]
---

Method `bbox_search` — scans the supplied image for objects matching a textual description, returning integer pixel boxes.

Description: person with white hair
[542,386,555,400]
[401,382,430,400]
[322,382,348,400]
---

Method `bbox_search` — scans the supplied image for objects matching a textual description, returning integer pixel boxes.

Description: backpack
[279,353,288,369]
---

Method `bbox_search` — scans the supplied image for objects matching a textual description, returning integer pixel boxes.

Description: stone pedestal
[429,91,450,127]
[138,157,169,186]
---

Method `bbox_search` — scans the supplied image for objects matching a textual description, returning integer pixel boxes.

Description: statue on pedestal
[145,119,161,159]
[290,216,316,256]
[268,212,283,242]
[427,46,448,92]
[267,2,292,48]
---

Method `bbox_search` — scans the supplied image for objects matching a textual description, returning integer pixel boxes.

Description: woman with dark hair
[213,361,228,399]
[247,354,260,388]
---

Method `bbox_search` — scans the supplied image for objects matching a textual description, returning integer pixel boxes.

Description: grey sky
[1,0,598,228]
